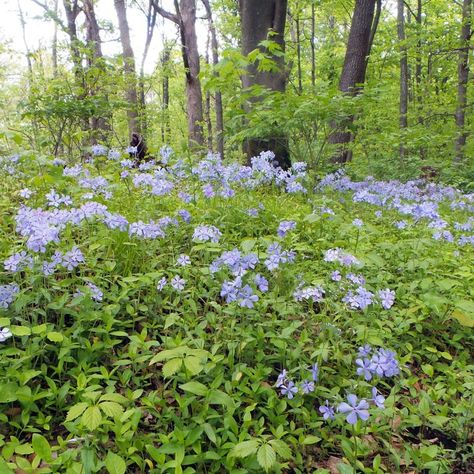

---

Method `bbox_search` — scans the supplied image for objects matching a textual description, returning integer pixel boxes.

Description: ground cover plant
[0,147,473,474]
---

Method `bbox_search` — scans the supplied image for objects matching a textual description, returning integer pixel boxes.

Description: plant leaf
[81,406,102,431]
[257,444,276,472]
[105,451,126,474]
[65,402,88,422]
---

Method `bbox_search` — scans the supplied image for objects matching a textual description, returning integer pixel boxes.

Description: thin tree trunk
[455,0,472,162]
[153,0,204,148]
[205,32,213,149]
[328,0,378,164]
[311,2,315,88]
[52,0,59,77]
[62,0,84,87]
[83,0,110,141]
[240,0,290,169]
[296,12,302,93]
[202,0,224,157]
[17,1,33,78]
[161,45,171,143]
[415,0,426,159]
[139,1,157,135]
[398,0,408,160]
[115,0,140,136]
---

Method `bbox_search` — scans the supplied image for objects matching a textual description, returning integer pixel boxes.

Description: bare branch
[151,0,178,24]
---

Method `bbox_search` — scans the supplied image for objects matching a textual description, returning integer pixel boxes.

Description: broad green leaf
[65,402,88,421]
[257,444,276,472]
[179,381,208,396]
[10,326,31,336]
[99,401,124,418]
[0,383,19,403]
[100,393,128,404]
[451,307,474,327]
[105,451,126,474]
[149,346,187,364]
[162,358,182,377]
[230,439,259,458]
[183,355,203,375]
[302,435,321,445]
[81,406,102,431]
[269,439,292,459]
[47,331,64,342]
[32,434,52,462]
[208,389,235,411]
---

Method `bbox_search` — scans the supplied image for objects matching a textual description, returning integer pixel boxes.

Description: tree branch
[151,0,178,24]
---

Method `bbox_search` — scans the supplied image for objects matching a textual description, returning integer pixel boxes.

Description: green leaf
[208,389,235,412]
[81,406,102,431]
[65,402,88,421]
[301,435,321,445]
[179,381,208,396]
[269,439,292,459]
[10,326,31,336]
[47,331,64,342]
[183,355,203,375]
[105,451,126,474]
[451,309,474,328]
[99,393,128,404]
[162,358,182,377]
[257,444,276,472]
[230,439,260,458]
[99,401,124,418]
[32,434,52,462]
[149,346,187,364]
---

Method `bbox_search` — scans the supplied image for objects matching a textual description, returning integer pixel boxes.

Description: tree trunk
[83,0,110,141]
[415,0,425,158]
[311,1,315,88]
[398,0,408,160]
[114,0,140,136]
[153,0,204,148]
[63,0,84,86]
[139,1,157,135]
[52,0,59,77]
[161,44,172,143]
[240,0,290,169]
[202,0,224,157]
[328,0,378,164]
[455,0,472,162]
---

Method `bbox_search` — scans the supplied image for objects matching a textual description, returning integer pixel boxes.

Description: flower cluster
[264,242,295,271]
[356,346,400,381]
[192,225,222,243]
[0,283,20,309]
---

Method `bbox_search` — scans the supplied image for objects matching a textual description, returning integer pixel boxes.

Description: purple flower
[356,358,373,381]
[238,285,258,308]
[91,144,107,156]
[358,344,372,357]
[157,277,167,291]
[171,276,186,292]
[192,225,222,243]
[331,270,342,282]
[19,188,33,199]
[371,387,385,409]
[62,247,85,271]
[254,274,269,292]
[352,218,363,228]
[301,380,315,394]
[338,394,370,424]
[4,251,33,273]
[277,220,296,237]
[177,209,191,223]
[311,363,319,382]
[319,400,335,420]
[87,282,103,302]
[276,369,288,387]
[177,254,191,266]
[280,380,298,399]
[0,283,20,309]
[378,288,395,309]
[247,208,259,217]
[202,184,215,198]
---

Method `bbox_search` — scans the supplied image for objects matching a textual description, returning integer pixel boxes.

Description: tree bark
[152,0,204,148]
[328,0,378,164]
[202,0,224,157]
[240,0,290,169]
[83,0,110,140]
[62,0,84,86]
[311,1,315,88]
[114,0,140,136]
[398,0,408,160]
[455,0,472,163]
[161,43,172,143]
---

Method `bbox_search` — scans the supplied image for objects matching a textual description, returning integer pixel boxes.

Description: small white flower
[0,327,13,342]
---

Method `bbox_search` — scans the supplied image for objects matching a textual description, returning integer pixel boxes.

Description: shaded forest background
[0,0,473,186]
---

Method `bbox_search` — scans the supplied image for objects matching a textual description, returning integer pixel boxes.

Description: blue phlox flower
[378,288,395,309]
[254,274,269,292]
[310,363,319,382]
[371,387,386,409]
[280,380,298,399]
[171,276,186,292]
[338,394,370,424]
[157,277,167,291]
[319,400,335,420]
[301,379,315,394]
[177,254,191,266]
[356,358,373,381]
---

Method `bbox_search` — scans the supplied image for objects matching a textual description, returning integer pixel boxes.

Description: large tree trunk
[398,0,408,160]
[114,0,140,136]
[153,0,204,148]
[161,45,172,143]
[328,0,378,164]
[455,0,472,163]
[62,0,84,87]
[240,0,290,169]
[202,0,224,157]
